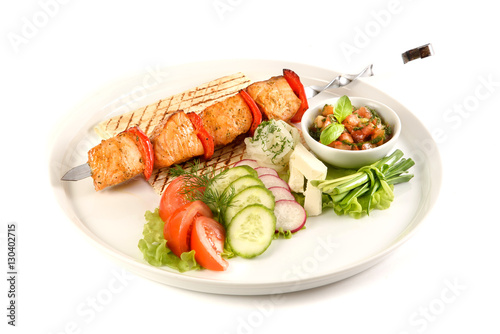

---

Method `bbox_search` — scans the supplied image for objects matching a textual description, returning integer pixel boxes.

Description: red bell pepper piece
[187,112,215,160]
[283,69,309,123]
[239,89,262,136]
[125,126,154,181]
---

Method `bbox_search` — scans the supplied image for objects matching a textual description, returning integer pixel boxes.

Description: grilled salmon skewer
[151,72,305,170]
[87,126,155,191]
[63,69,308,191]
[152,91,255,170]
[246,75,302,122]
[151,111,206,169]
[87,101,253,191]
[88,131,146,191]
[200,92,254,148]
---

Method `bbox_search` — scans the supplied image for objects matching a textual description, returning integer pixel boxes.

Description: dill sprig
[170,160,213,201]
[169,160,233,222]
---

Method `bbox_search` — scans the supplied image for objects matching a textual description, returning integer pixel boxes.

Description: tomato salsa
[309,102,393,151]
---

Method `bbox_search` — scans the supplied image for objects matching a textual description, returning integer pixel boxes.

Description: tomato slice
[283,69,309,123]
[125,126,154,180]
[158,176,191,223]
[191,216,228,271]
[186,112,215,160]
[239,90,262,136]
[164,201,213,258]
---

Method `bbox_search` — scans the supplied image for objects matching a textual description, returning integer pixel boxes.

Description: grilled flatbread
[149,138,247,194]
[94,72,251,139]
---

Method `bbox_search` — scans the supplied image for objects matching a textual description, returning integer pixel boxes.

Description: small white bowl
[301,96,401,169]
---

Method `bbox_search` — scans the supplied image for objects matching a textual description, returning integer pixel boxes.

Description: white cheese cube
[287,143,328,216]
[288,156,305,193]
[304,181,323,216]
[289,143,327,180]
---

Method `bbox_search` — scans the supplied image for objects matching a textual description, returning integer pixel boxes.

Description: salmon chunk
[246,76,302,122]
[151,111,204,168]
[200,93,252,147]
[88,131,145,191]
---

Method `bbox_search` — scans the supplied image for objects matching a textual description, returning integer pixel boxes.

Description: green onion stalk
[311,149,414,216]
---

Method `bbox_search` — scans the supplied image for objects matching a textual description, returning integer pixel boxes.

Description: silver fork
[304,43,434,99]
[304,64,374,99]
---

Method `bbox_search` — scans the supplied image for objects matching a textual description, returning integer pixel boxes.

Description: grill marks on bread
[94,73,251,139]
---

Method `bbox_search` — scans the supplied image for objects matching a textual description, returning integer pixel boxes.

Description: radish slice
[234,159,259,169]
[268,186,295,201]
[258,174,290,190]
[255,167,279,177]
[274,200,307,233]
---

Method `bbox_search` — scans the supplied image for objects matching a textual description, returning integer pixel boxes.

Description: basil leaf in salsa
[334,95,352,124]
[320,123,344,145]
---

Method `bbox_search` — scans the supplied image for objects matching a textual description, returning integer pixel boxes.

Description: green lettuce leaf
[323,185,394,219]
[137,209,200,272]
[274,227,294,239]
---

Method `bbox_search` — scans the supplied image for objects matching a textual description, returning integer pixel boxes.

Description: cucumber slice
[224,185,275,226]
[226,204,276,258]
[207,165,258,196]
[221,175,265,200]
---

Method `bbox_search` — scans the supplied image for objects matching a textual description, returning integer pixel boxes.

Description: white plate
[49,59,442,295]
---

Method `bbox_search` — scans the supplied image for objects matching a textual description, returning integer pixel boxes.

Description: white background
[1,0,499,333]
